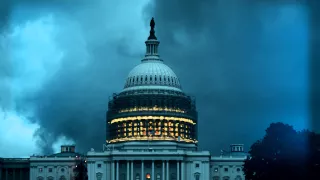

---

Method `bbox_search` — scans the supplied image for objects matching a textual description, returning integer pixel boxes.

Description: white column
[106,162,111,180]
[177,161,180,180]
[90,162,94,179]
[181,161,185,180]
[127,161,130,180]
[141,161,144,180]
[116,161,119,180]
[166,161,169,180]
[152,160,155,180]
[111,161,115,180]
[131,161,133,180]
[162,161,165,180]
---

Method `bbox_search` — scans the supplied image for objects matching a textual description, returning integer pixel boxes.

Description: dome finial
[148,17,157,40]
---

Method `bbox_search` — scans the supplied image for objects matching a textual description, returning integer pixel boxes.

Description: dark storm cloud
[1,0,148,154]
[148,0,318,153]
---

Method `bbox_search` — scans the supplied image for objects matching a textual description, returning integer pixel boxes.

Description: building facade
[86,18,247,180]
[0,158,30,180]
[29,145,84,180]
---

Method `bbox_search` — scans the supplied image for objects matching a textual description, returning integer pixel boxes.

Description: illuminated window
[146,173,151,179]
[175,133,179,137]
[134,123,137,126]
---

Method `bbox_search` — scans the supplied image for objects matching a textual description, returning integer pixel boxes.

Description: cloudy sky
[0,0,318,157]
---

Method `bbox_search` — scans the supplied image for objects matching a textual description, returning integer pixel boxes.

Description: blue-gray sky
[0,0,317,157]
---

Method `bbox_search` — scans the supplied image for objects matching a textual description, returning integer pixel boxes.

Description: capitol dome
[106,18,198,146]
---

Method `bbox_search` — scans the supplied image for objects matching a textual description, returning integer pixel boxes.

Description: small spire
[148,17,157,40]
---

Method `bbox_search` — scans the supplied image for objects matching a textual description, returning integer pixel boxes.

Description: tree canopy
[73,158,88,180]
[243,122,320,180]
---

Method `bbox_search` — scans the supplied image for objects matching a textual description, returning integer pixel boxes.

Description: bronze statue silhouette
[148,17,157,40]
[150,17,155,30]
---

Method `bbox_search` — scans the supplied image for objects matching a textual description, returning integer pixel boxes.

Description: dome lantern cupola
[143,17,161,61]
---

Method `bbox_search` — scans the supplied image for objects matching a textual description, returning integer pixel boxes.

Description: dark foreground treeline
[243,122,320,180]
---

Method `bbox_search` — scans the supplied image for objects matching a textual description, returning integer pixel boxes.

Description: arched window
[47,177,54,180]
[136,173,140,180]
[146,173,151,179]
[235,175,242,180]
[37,177,44,180]
[59,176,66,180]
[194,173,200,180]
[96,172,103,180]
[156,174,161,180]
[213,176,220,180]
[223,176,230,180]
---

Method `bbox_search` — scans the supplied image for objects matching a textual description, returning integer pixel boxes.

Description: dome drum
[107,118,197,144]
[106,93,198,144]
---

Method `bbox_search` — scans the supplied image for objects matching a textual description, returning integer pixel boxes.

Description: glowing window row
[117,128,191,133]
[110,116,195,124]
[118,122,191,128]
[107,136,198,143]
[119,106,185,113]
[117,132,191,138]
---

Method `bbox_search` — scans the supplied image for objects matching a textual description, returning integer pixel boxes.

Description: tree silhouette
[243,122,320,180]
[74,158,88,180]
